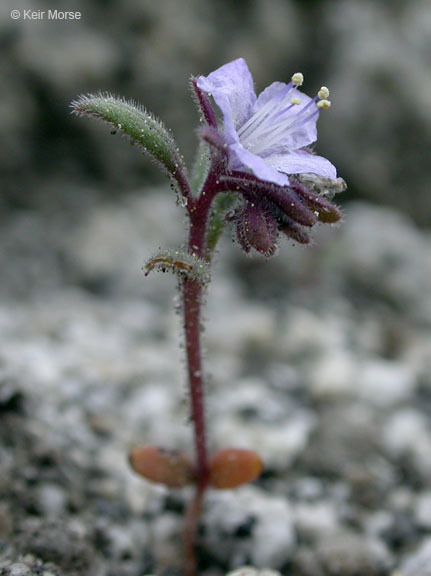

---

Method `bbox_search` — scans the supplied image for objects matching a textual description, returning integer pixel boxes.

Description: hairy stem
[182,176,219,575]
[183,278,208,484]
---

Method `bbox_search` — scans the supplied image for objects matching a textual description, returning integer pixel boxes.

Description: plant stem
[183,277,208,484]
[183,276,208,576]
[183,483,205,576]
[182,180,217,575]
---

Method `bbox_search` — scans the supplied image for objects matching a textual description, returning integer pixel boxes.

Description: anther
[317,99,331,109]
[318,86,330,100]
[290,97,301,105]
[291,73,304,87]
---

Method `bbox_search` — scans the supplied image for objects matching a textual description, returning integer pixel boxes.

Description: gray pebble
[398,538,431,576]
[317,533,392,576]
[415,492,431,530]
[3,564,32,576]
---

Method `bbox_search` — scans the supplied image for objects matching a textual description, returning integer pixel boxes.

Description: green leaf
[205,193,237,257]
[71,93,188,192]
[190,141,210,196]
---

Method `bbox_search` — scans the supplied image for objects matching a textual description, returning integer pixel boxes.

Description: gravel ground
[0,189,430,575]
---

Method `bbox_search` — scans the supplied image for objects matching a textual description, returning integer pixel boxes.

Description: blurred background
[1,0,430,220]
[1,1,430,575]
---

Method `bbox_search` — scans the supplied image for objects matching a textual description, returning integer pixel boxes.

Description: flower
[197,58,337,186]
[194,58,345,257]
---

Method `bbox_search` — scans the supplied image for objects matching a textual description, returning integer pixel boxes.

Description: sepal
[190,76,217,127]
[235,202,278,257]
[197,125,229,163]
[279,218,311,245]
[290,181,343,223]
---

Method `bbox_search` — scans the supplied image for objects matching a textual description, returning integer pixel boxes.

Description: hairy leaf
[190,141,211,196]
[144,248,210,285]
[71,93,188,191]
[205,193,237,257]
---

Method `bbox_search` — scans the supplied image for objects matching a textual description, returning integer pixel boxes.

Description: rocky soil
[0,189,430,575]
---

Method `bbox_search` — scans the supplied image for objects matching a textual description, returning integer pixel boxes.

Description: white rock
[383,409,431,481]
[309,351,357,398]
[150,513,182,566]
[280,308,346,359]
[208,304,277,355]
[37,483,67,518]
[415,492,431,530]
[398,538,431,576]
[293,501,339,541]
[317,532,392,574]
[226,568,281,576]
[356,359,416,407]
[204,487,295,567]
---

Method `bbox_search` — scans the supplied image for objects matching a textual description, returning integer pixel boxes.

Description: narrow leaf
[190,140,211,196]
[205,193,237,257]
[71,93,189,194]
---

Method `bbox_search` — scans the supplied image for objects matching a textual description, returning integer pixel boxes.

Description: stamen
[318,86,330,100]
[238,82,295,139]
[292,108,320,130]
[243,102,299,153]
[317,99,331,109]
[240,74,329,156]
[239,73,305,142]
[250,95,319,154]
[291,73,304,87]
[238,98,281,139]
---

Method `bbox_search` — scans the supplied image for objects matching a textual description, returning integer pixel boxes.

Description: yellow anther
[291,72,304,87]
[290,97,302,105]
[318,86,330,99]
[317,99,331,109]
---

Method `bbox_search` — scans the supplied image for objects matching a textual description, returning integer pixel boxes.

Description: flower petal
[265,150,337,179]
[253,81,289,109]
[197,58,256,144]
[230,143,290,186]
[238,82,318,156]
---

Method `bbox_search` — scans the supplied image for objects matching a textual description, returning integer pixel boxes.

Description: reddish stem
[183,483,205,576]
[182,177,218,575]
[183,278,208,484]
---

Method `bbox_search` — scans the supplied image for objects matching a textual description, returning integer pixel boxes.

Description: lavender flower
[197,58,336,186]
[195,58,343,255]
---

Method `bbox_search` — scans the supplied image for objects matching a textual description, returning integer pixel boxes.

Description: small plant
[71,58,345,575]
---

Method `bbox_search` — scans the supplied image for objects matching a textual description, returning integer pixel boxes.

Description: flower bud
[266,187,317,227]
[290,182,342,224]
[280,221,311,245]
[236,203,278,257]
